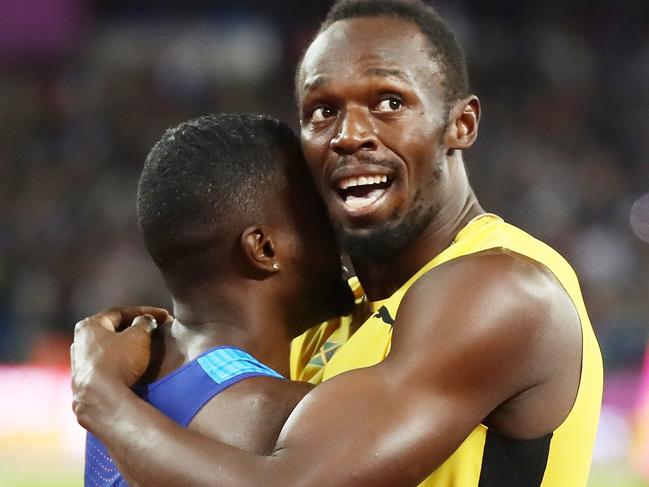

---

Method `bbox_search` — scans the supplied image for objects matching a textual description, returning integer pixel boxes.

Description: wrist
[72,371,131,432]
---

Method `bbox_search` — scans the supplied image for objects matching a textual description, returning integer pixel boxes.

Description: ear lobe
[241,225,280,274]
[445,96,480,152]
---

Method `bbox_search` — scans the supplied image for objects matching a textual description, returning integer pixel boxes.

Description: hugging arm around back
[73,251,581,486]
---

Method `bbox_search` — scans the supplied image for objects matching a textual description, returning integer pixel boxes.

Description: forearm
[74,367,441,487]
[76,376,277,487]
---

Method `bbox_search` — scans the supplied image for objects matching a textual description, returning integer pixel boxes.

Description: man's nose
[330,106,377,155]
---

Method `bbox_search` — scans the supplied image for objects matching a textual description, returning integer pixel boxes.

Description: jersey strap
[140,346,284,427]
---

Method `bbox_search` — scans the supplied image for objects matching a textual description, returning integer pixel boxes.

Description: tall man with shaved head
[71,1,603,485]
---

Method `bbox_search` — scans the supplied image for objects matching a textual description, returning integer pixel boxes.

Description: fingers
[121,315,158,345]
[75,306,171,333]
[119,307,171,326]
[107,306,171,331]
[129,314,158,334]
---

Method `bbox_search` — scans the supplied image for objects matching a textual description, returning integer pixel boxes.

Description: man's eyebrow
[302,68,409,93]
[303,75,329,93]
[363,68,410,82]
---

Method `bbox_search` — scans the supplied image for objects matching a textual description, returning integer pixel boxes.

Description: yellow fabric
[293,214,603,486]
[290,277,371,384]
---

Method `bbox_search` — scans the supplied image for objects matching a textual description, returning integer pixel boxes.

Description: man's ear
[444,95,480,154]
[240,225,281,274]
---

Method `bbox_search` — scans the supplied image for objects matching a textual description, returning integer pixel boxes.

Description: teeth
[338,175,389,190]
[339,178,357,190]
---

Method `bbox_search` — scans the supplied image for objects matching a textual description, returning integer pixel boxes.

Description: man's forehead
[299,17,437,91]
[304,18,426,66]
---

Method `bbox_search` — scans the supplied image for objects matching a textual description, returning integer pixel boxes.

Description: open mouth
[335,174,393,212]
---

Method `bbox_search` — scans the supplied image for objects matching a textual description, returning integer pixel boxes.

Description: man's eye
[376,97,403,112]
[311,106,336,122]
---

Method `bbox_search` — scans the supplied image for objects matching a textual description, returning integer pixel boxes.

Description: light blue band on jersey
[197,347,283,384]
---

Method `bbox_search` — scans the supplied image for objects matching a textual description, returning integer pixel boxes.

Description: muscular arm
[73,252,581,486]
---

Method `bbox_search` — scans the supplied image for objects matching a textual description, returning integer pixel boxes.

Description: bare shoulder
[387,249,582,437]
[397,248,579,344]
[189,377,314,455]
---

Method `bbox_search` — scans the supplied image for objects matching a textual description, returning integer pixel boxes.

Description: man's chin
[335,202,436,261]
[336,223,406,261]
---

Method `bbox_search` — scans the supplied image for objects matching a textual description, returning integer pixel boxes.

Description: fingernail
[142,314,158,330]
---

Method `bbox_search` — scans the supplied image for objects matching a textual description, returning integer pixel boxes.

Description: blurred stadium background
[0,0,647,485]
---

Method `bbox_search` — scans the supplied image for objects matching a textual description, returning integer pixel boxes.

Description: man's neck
[147,290,292,381]
[352,194,484,301]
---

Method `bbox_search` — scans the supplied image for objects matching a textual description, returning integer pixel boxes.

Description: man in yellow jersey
[71,1,603,485]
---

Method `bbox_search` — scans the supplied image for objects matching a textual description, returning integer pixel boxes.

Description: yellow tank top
[291,214,603,486]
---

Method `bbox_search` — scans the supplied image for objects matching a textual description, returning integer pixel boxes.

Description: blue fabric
[85,433,126,487]
[198,346,283,384]
[84,346,284,486]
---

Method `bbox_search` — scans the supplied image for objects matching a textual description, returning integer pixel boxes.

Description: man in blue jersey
[77,113,354,485]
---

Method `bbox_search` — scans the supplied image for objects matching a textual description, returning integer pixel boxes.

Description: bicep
[272,362,491,486]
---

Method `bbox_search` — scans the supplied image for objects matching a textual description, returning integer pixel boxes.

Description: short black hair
[298,0,470,105]
[137,113,300,281]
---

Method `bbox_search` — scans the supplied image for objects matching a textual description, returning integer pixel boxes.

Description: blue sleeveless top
[84,346,284,487]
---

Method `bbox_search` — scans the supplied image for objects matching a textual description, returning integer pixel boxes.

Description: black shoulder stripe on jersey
[478,429,552,487]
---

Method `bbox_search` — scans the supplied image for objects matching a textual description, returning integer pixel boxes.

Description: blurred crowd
[1,0,648,376]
